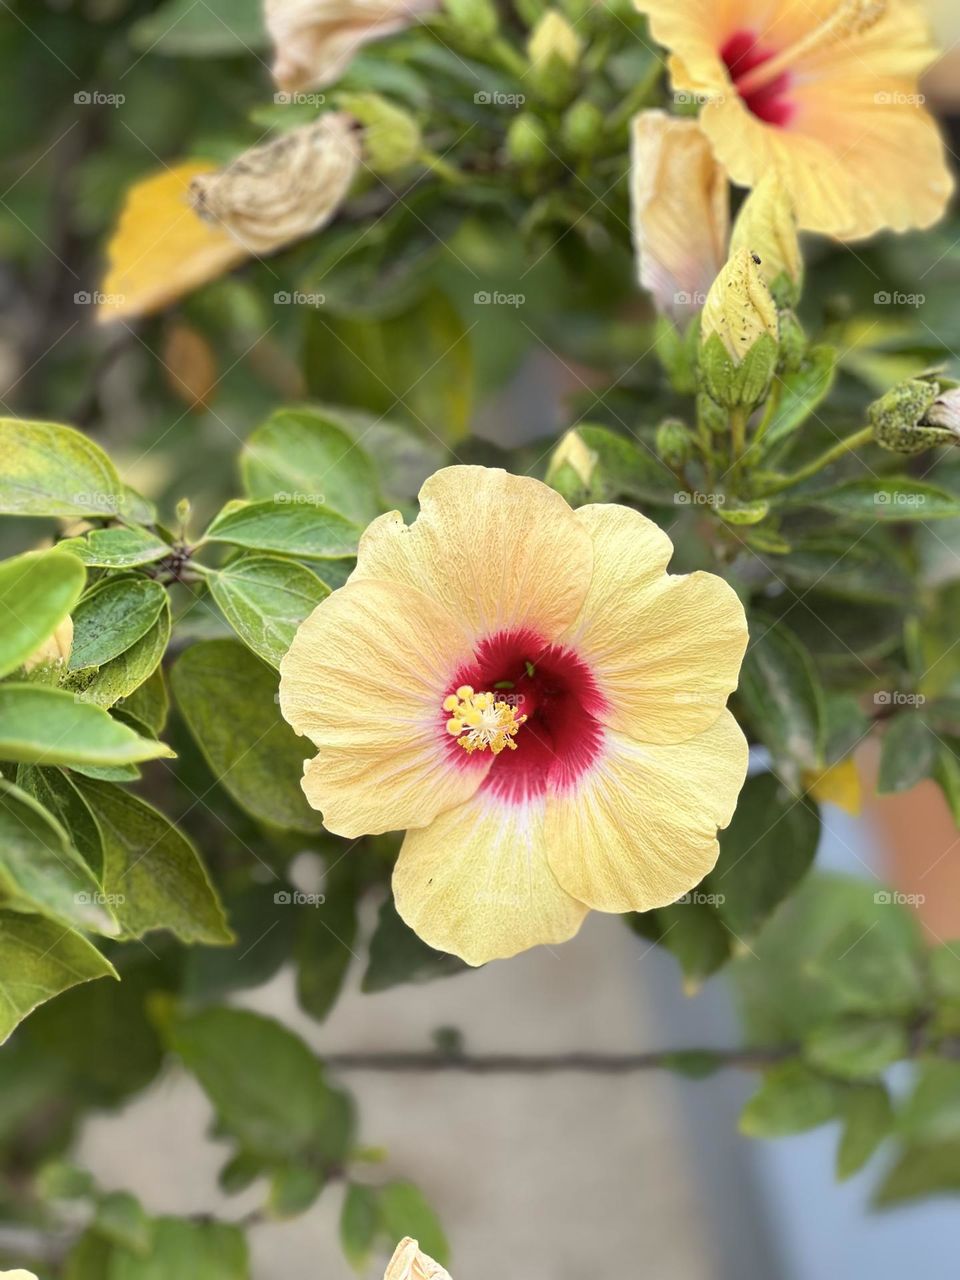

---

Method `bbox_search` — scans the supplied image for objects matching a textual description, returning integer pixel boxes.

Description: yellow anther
[442,687,527,756]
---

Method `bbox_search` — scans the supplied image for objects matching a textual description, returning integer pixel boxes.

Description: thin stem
[751,381,782,452]
[487,36,529,79]
[323,1048,793,1074]
[420,150,467,185]
[729,406,748,485]
[758,425,874,496]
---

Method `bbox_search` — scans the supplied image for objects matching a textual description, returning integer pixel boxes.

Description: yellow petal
[561,505,748,744]
[98,162,247,322]
[384,1238,452,1280]
[279,578,488,838]
[701,247,779,364]
[545,711,748,913]
[393,790,588,966]
[728,170,802,292]
[804,757,862,816]
[351,467,593,646]
[23,615,73,671]
[631,110,730,319]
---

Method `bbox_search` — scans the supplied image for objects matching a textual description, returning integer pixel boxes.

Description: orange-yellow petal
[393,791,588,965]
[98,162,247,323]
[279,578,488,838]
[350,467,593,645]
[545,711,748,914]
[561,505,748,743]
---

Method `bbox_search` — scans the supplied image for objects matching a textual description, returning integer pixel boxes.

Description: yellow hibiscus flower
[384,1238,451,1279]
[635,0,954,239]
[280,467,749,966]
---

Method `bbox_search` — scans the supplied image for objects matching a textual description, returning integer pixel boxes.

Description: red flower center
[444,627,606,802]
[721,30,795,127]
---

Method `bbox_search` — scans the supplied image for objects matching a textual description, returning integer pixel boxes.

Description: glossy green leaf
[877,714,937,795]
[73,600,171,709]
[204,499,359,560]
[171,639,324,831]
[0,419,127,517]
[628,901,732,990]
[295,874,358,1023]
[241,407,381,524]
[209,554,329,669]
[59,526,170,568]
[0,685,173,766]
[759,346,837,455]
[740,1063,843,1137]
[0,548,86,679]
[69,579,167,670]
[362,897,466,993]
[17,765,103,877]
[836,1083,893,1180]
[0,912,116,1044]
[794,478,960,522]
[739,614,825,775]
[71,778,231,946]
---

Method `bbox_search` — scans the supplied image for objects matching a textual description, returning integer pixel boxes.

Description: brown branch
[323,1048,795,1074]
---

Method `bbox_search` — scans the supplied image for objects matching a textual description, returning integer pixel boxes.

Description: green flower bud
[697,392,727,436]
[336,92,421,173]
[699,249,779,409]
[506,113,551,168]
[655,418,694,470]
[868,379,958,454]
[545,428,598,501]
[443,0,499,39]
[527,10,582,104]
[561,99,605,158]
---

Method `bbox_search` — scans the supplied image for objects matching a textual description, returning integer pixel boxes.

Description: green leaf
[627,901,732,990]
[0,911,116,1044]
[59,526,170,569]
[0,685,173,766]
[130,0,266,55]
[122,667,169,738]
[804,1018,908,1080]
[0,779,114,933]
[874,1141,960,1206]
[897,1059,960,1144]
[340,1183,382,1271]
[72,600,171,709]
[362,897,467,993]
[740,1062,843,1137]
[94,1192,152,1254]
[705,773,820,940]
[739,614,825,776]
[17,764,103,877]
[171,639,324,831]
[759,346,837,455]
[0,419,127,517]
[0,549,85,678]
[69,579,167,670]
[209,554,329,669]
[108,1218,250,1280]
[71,778,231,946]
[168,1006,355,1165]
[378,1181,449,1267]
[546,424,676,507]
[305,288,473,445]
[877,715,937,795]
[795,478,960,522]
[836,1083,893,1180]
[203,499,359,561]
[241,407,381,524]
[269,1162,325,1217]
[930,942,960,1003]
[295,873,358,1023]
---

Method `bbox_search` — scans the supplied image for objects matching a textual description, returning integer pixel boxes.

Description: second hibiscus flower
[280,467,749,966]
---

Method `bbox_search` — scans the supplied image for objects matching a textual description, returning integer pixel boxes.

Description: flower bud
[561,99,605,158]
[528,10,582,68]
[506,113,551,168]
[697,392,727,436]
[729,172,803,306]
[869,379,960,454]
[655,418,694,470]
[384,1238,452,1280]
[443,0,498,39]
[23,616,73,673]
[545,428,598,499]
[335,92,421,172]
[699,248,779,408]
[189,114,361,255]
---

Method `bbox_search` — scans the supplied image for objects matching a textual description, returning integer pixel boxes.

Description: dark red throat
[721,30,795,127]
